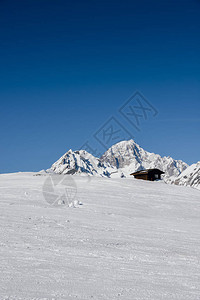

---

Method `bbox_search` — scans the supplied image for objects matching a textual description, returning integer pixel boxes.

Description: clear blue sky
[0,0,199,173]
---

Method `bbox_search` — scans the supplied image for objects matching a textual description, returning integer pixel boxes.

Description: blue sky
[0,0,199,173]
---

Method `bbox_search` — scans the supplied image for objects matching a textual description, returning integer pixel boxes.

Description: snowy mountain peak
[50,148,115,177]
[100,139,188,177]
[100,139,146,168]
[170,161,200,190]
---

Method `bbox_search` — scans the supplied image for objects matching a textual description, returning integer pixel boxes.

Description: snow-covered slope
[171,161,200,190]
[50,149,115,177]
[1,172,200,299]
[49,140,188,179]
[100,139,188,178]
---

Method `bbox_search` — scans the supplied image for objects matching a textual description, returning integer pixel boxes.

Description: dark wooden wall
[134,171,162,181]
[134,174,148,180]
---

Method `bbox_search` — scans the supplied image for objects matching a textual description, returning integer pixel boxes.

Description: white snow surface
[0,172,200,299]
[50,140,188,180]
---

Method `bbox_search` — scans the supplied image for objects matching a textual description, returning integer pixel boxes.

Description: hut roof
[130,168,165,176]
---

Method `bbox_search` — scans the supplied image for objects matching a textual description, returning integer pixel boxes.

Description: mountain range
[46,139,199,190]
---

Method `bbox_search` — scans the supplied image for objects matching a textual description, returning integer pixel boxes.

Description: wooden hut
[130,168,164,181]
